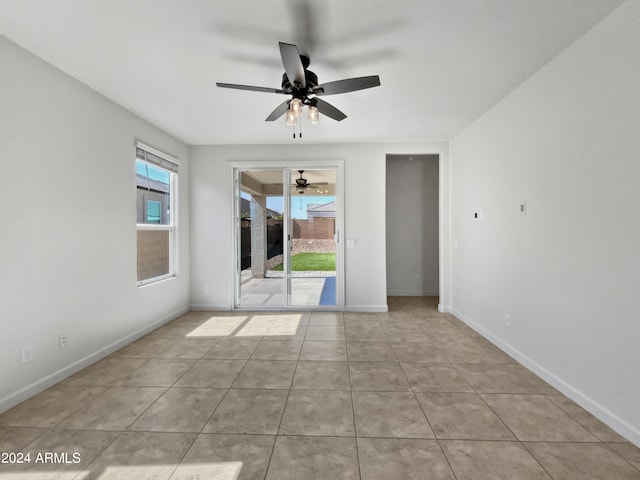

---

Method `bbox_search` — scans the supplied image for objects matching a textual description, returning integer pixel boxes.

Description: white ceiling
[0,0,624,145]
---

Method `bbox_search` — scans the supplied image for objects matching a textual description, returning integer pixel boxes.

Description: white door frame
[384,150,450,313]
[230,160,345,311]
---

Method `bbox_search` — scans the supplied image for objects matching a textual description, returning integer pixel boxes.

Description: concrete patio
[239,271,336,307]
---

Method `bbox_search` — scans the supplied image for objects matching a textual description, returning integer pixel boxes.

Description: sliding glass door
[288,168,337,307]
[234,166,339,309]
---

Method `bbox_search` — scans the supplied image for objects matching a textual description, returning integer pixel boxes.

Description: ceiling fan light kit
[217,42,380,138]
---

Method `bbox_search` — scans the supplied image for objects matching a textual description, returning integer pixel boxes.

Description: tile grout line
[386,307,460,480]
[262,334,304,480]
[443,355,548,477]
[345,321,364,480]
[453,362,560,480]
[600,442,640,473]
[447,361,524,442]
[128,324,267,478]
[170,328,259,471]
[519,441,559,480]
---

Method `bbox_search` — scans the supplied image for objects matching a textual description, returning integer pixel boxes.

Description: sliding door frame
[230,160,345,311]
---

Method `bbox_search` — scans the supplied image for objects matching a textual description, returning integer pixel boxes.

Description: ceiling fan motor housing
[281,69,318,97]
[296,170,308,186]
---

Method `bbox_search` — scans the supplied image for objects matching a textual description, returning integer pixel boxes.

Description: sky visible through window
[136,160,170,184]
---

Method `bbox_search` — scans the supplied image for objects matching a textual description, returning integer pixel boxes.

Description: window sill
[137,273,176,288]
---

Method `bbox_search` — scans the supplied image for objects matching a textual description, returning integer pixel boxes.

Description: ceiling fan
[292,170,328,195]
[216,42,380,132]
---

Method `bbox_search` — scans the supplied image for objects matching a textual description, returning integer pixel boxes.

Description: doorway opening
[385,154,440,301]
[234,166,341,310]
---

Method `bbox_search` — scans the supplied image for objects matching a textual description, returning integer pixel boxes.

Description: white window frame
[136,142,179,287]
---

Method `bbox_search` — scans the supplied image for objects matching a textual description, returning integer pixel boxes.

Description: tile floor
[1,297,639,479]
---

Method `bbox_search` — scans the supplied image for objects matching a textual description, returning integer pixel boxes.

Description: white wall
[0,37,190,412]
[386,155,439,296]
[450,1,640,445]
[189,142,449,312]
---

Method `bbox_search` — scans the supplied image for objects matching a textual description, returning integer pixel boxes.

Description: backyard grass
[272,252,336,271]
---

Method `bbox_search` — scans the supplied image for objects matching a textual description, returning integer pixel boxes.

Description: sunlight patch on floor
[185,316,249,337]
[185,313,307,339]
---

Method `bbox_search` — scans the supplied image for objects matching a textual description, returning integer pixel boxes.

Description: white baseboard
[191,304,392,313]
[451,308,640,448]
[345,305,389,313]
[438,304,451,313]
[0,304,190,414]
[387,290,440,296]
[190,304,232,311]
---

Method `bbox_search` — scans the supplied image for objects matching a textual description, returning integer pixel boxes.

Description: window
[146,200,162,223]
[136,143,178,285]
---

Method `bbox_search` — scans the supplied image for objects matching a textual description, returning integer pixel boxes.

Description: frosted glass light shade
[286,109,297,126]
[290,98,303,114]
[308,105,319,124]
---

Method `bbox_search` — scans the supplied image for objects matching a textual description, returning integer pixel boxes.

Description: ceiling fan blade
[279,42,306,89]
[216,82,288,94]
[314,75,380,96]
[314,98,347,121]
[265,100,290,121]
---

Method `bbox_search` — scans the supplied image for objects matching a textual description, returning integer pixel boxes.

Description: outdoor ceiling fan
[292,170,328,195]
[216,42,381,137]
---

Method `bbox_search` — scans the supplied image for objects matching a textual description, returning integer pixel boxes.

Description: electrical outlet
[58,335,68,349]
[203,285,209,295]
[21,346,34,364]
[504,315,511,327]
[347,239,357,248]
